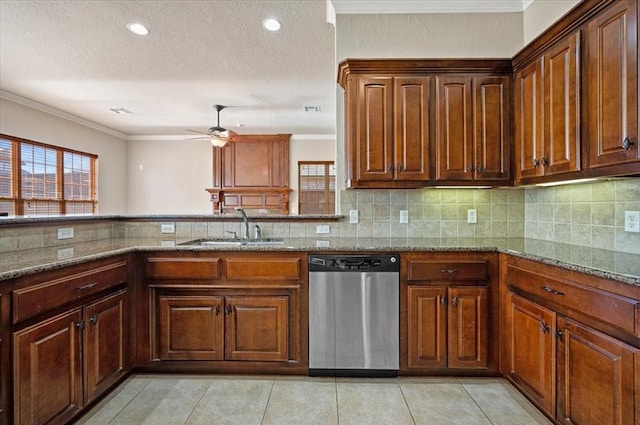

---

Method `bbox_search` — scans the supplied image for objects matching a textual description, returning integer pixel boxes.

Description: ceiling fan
[187,104,238,147]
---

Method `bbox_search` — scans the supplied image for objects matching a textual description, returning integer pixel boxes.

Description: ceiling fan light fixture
[127,22,149,36]
[210,136,228,148]
[263,18,282,31]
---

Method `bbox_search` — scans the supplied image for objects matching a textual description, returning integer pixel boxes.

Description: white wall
[523,0,582,44]
[0,97,128,213]
[289,135,336,214]
[126,138,213,214]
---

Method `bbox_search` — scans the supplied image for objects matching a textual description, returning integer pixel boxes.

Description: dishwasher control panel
[309,254,399,272]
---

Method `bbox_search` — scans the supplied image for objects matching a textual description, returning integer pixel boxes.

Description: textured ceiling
[0,0,530,139]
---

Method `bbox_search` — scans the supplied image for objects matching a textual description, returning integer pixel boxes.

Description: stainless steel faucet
[234,207,250,239]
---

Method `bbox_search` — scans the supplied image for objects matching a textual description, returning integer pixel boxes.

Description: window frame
[298,160,335,215]
[0,134,98,216]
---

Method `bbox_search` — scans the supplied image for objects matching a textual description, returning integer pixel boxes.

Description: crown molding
[0,90,127,139]
[330,0,529,14]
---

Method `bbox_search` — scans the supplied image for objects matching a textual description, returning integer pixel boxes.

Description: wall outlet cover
[316,224,330,234]
[624,211,640,233]
[467,209,478,224]
[160,223,175,234]
[57,227,74,240]
[349,210,359,224]
[399,210,409,224]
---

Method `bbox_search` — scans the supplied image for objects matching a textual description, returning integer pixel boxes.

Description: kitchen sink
[180,238,285,246]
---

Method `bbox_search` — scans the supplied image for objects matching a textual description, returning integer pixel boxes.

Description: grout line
[397,380,418,425]
[105,377,154,425]
[259,377,276,425]
[334,377,340,425]
[182,378,214,425]
[460,381,496,425]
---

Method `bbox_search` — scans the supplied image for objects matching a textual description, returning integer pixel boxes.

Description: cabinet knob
[397,165,404,172]
[476,165,483,173]
[554,329,564,340]
[622,137,635,150]
[214,306,221,315]
[467,165,474,173]
[539,320,549,334]
[532,158,540,168]
[225,306,233,315]
[440,296,447,306]
[541,157,549,167]
[388,165,394,172]
[76,321,86,330]
[452,297,458,307]
[89,314,99,325]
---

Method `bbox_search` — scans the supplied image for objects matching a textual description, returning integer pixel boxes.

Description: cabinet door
[225,295,289,362]
[13,309,83,425]
[505,293,556,417]
[474,76,510,181]
[394,77,431,181]
[448,286,488,369]
[157,295,224,360]
[355,76,395,182]
[407,287,447,369]
[84,291,127,402]
[436,76,474,181]
[557,316,638,425]
[587,0,638,168]
[515,59,545,180]
[544,31,581,175]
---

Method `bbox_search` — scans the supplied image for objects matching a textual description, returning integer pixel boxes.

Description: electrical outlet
[161,240,176,247]
[57,247,74,260]
[57,227,74,240]
[160,223,175,234]
[349,210,359,224]
[399,210,409,224]
[316,240,330,247]
[316,224,330,234]
[624,211,640,233]
[467,209,478,224]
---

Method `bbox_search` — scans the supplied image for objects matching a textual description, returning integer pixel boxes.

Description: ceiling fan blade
[185,136,210,140]
[187,129,209,135]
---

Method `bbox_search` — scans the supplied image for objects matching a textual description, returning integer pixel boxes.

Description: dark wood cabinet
[557,316,639,425]
[504,292,556,417]
[13,309,83,425]
[84,291,128,402]
[586,0,639,170]
[407,286,488,370]
[436,76,510,183]
[515,31,581,183]
[346,74,430,187]
[157,293,289,362]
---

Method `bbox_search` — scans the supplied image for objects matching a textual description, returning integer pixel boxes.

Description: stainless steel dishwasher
[308,254,399,376]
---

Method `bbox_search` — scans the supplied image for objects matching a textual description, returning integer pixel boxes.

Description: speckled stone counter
[0,237,639,286]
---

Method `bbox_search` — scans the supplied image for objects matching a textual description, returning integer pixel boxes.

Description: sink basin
[180,238,285,246]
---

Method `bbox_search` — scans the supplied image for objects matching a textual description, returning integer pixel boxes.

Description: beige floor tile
[263,376,338,425]
[461,379,553,425]
[75,376,152,425]
[337,380,415,425]
[401,382,491,425]
[109,378,211,425]
[184,377,273,425]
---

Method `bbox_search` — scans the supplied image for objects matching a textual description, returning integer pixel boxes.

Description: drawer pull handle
[541,286,564,296]
[440,269,458,274]
[539,320,549,334]
[76,281,98,291]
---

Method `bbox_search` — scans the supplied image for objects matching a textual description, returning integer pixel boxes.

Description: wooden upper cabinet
[557,316,639,425]
[394,77,431,181]
[436,75,510,182]
[355,76,395,182]
[515,31,581,183]
[586,0,639,169]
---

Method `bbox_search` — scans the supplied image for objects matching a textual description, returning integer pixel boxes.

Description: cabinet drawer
[147,257,222,280]
[407,260,488,282]
[12,260,127,324]
[226,258,302,281]
[507,264,640,337]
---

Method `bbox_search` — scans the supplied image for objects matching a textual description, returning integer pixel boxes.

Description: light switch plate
[349,210,359,224]
[399,210,409,224]
[57,227,74,240]
[467,209,478,224]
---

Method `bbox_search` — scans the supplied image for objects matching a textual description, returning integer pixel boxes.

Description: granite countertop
[0,237,639,287]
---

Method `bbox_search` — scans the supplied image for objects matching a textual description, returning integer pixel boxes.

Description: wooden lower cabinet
[13,309,83,425]
[504,292,556,417]
[407,286,488,369]
[157,293,290,363]
[557,316,639,425]
[12,290,127,425]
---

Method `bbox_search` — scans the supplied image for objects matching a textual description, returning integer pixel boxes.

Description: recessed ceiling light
[263,18,282,32]
[127,22,149,36]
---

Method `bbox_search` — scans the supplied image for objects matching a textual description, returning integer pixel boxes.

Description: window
[0,134,97,216]
[298,161,335,214]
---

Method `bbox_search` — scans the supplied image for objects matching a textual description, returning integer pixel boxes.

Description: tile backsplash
[2,178,639,255]
[524,178,640,254]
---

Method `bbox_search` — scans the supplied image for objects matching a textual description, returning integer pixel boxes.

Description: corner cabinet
[401,252,499,373]
[140,252,306,374]
[338,59,512,189]
[501,255,640,425]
